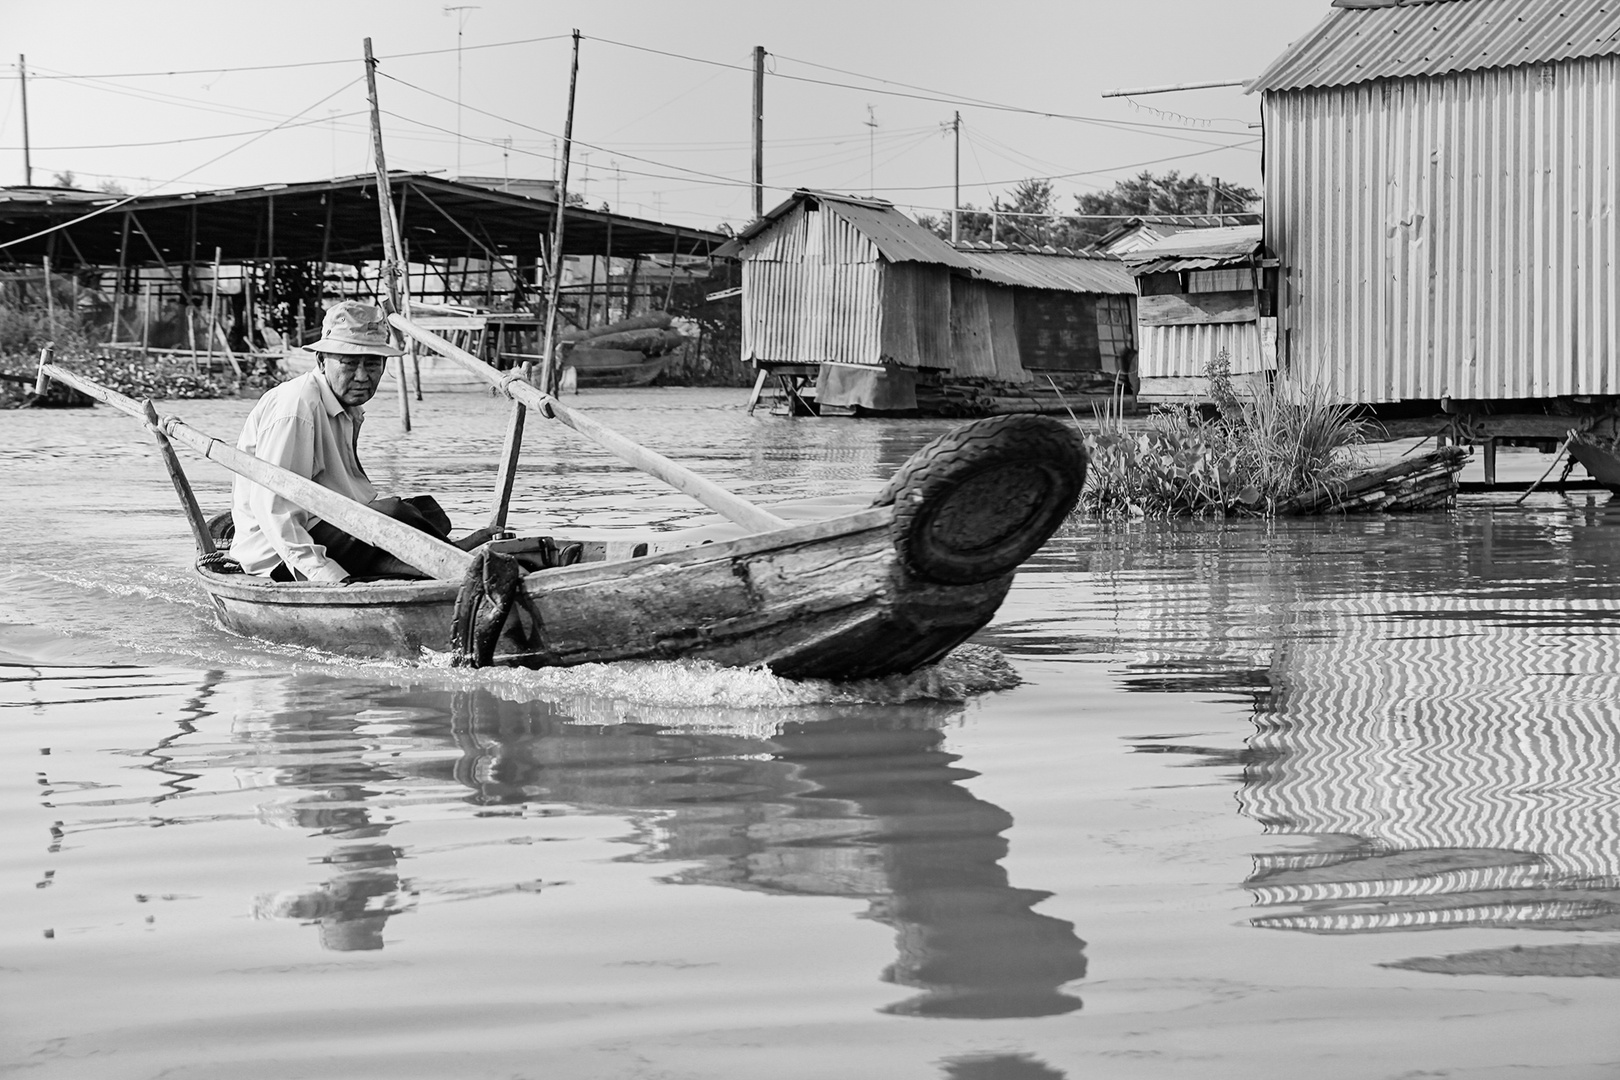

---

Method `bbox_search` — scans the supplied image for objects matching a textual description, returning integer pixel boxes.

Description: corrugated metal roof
[1118,225,1264,273]
[1251,0,1620,92]
[717,190,974,269]
[950,247,1136,294]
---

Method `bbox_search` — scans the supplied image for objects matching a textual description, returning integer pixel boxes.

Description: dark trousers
[271,495,452,581]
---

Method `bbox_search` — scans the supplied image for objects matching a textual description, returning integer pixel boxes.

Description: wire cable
[1,36,570,81]
[0,77,364,251]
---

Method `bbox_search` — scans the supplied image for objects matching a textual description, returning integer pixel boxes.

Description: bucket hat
[310,301,404,357]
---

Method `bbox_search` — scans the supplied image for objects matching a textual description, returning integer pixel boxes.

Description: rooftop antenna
[864,104,877,196]
[443,5,479,176]
[496,136,512,190]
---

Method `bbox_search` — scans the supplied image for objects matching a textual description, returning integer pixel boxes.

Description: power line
[379,73,758,189]
[0,110,367,152]
[585,36,1258,146]
[0,35,569,82]
[0,77,363,251]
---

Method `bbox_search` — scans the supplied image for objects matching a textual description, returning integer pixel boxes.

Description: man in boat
[228,300,481,583]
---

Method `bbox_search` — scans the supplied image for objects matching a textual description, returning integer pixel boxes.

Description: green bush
[1077,353,1366,518]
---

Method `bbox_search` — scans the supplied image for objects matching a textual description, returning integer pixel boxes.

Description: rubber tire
[872,414,1087,585]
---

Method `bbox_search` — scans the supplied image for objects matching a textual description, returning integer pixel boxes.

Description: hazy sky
[3,0,1328,232]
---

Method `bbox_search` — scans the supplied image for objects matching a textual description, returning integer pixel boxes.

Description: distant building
[717,190,1136,414]
[1251,0,1620,418]
[1117,225,1272,402]
[1091,214,1261,258]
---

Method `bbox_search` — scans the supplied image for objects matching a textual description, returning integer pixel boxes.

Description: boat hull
[195,507,1015,679]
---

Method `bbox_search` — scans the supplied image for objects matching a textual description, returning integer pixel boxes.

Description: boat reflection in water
[246,675,1086,1017]
[253,787,411,952]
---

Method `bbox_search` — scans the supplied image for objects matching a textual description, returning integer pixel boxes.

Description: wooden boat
[39,321,1088,681]
[194,506,1021,679]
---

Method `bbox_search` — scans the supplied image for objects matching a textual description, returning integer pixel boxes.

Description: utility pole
[951,111,961,244]
[18,55,32,186]
[751,45,765,220]
[443,5,479,176]
[865,105,877,196]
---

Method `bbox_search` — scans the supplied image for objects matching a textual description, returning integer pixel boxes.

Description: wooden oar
[388,313,791,535]
[39,362,473,582]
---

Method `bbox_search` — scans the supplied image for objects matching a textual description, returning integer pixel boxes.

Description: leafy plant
[1076,356,1366,518]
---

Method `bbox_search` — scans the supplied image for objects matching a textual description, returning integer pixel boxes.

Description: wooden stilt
[1482,439,1498,486]
[745,367,769,415]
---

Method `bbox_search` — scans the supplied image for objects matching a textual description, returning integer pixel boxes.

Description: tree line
[915,171,1260,251]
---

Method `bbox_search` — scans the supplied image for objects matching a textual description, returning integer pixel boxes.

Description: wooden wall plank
[1137,290,1259,326]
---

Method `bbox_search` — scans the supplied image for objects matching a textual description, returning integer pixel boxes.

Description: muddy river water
[2,385,1618,1079]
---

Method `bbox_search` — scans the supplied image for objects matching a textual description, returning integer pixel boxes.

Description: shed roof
[950,246,1136,295]
[716,189,974,269]
[1117,225,1264,274]
[1250,0,1620,93]
[0,173,724,267]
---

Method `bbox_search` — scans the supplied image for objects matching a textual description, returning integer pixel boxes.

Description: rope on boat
[196,551,244,574]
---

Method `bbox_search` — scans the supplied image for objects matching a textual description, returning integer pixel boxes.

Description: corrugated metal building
[717,190,1136,412]
[1252,0,1620,406]
[1117,225,1276,401]
[948,244,1137,385]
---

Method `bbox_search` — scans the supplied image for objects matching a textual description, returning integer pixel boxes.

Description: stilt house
[718,190,1136,414]
[1251,0,1620,430]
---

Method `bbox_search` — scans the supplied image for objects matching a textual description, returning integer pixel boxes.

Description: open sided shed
[1,172,723,270]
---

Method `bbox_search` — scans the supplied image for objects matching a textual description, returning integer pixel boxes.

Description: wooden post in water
[41,255,54,333]
[363,36,412,432]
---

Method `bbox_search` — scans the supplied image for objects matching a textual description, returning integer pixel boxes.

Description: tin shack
[719,190,1136,415]
[1250,0,1620,461]
[1117,225,1274,402]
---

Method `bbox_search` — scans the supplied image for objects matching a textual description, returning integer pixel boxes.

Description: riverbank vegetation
[1077,355,1368,518]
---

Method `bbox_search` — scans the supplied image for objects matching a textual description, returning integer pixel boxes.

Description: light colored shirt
[229,370,376,582]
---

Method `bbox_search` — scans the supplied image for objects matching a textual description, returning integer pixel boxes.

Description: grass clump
[1077,352,1367,518]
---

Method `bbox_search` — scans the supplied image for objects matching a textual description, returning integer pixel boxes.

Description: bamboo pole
[143,399,216,557]
[40,363,471,580]
[486,28,578,528]
[42,254,54,332]
[363,36,412,432]
[391,314,789,534]
[539,30,581,397]
[112,212,131,344]
[206,247,221,369]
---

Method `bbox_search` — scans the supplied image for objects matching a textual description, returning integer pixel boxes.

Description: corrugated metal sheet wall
[1265,55,1620,402]
[1140,321,1272,378]
[740,202,886,366]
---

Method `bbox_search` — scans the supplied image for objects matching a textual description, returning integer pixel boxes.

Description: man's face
[319,353,388,407]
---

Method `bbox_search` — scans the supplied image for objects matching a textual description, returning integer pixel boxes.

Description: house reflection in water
[444,690,1087,1018]
[1117,558,1620,976]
